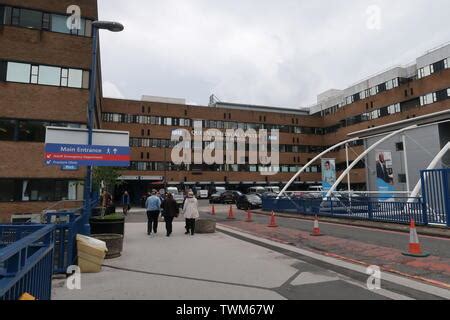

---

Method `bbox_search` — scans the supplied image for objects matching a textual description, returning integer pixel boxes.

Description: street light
[82,20,124,235]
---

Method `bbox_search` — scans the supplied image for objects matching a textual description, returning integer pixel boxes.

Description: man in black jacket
[161,193,179,237]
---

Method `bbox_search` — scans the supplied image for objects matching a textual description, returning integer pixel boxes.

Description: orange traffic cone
[402,219,430,257]
[245,210,254,222]
[19,293,36,300]
[211,205,216,216]
[267,211,278,228]
[227,205,236,220]
[310,216,323,236]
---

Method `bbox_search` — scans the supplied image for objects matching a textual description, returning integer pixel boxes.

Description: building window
[6,61,89,88]
[0,119,16,141]
[6,62,30,83]
[396,142,404,151]
[387,103,401,115]
[420,93,436,106]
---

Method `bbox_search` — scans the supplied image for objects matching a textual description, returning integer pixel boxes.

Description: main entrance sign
[45,127,130,167]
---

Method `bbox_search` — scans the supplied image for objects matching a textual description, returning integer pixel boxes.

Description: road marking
[217,224,450,299]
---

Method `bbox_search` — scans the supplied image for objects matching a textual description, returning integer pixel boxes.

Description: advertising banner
[321,158,336,194]
[375,150,395,201]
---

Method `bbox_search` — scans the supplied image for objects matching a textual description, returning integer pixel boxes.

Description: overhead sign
[45,127,130,167]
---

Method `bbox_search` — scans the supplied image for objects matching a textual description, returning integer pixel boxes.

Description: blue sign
[61,165,79,171]
[45,143,130,167]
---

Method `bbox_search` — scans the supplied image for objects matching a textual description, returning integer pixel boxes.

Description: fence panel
[421,169,449,226]
[262,196,425,225]
[0,224,55,300]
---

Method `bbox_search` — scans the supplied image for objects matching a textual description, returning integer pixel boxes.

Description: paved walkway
[52,222,403,300]
[202,204,450,287]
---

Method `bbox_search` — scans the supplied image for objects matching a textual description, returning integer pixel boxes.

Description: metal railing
[421,169,450,226]
[46,211,83,274]
[0,224,55,300]
[262,196,427,225]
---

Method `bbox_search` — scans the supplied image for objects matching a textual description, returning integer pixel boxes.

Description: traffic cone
[211,205,216,216]
[402,219,430,257]
[310,216,323,236]
[19,293,36,300]
[245,210,254,222]
[267,211,278,228]
[227,205,236,220]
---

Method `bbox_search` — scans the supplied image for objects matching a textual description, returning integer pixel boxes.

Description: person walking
[145,189,161,236]
[122,191,131,216]
[101,189,113,217]
[182,191,199,236]
[161,193,179,237]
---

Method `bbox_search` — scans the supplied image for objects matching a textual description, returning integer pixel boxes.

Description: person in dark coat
[122,191,131,216]
[161,193,179,237]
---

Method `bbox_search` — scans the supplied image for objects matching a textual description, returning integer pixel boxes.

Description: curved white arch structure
[325,125,418,198]
[276,137,360,199]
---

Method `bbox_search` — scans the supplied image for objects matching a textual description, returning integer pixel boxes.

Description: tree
[93,167,123,193]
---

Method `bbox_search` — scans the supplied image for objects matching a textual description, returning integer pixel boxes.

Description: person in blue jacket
[145,189,162,236]
[121,191,131,216]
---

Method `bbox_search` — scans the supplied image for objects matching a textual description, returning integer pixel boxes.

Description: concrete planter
[195,219,216,234]
[92,234,124,259]
[90,217,125,236]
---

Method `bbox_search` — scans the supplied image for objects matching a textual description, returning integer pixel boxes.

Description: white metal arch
[276,137,360,199]
[325,125,418,198]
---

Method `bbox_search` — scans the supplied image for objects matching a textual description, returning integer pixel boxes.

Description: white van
[265,186,280,194]
[249,186,266,194]
[197,189,209,199]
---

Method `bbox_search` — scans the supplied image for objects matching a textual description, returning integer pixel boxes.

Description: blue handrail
[0,224,55,300]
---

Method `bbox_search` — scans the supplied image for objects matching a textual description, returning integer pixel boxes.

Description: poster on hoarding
[321,159,336,194]
[375,150,395,201]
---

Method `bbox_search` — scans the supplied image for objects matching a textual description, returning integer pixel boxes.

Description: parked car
[221,191,243,204]
[236,194,262,210]
[166,187,185,207]
[209,190,226,204]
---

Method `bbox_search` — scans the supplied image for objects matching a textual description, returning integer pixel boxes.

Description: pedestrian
[161,193,179,237]
[101,189,113,217]
[182,191,199,236]
[145,189,162,236]
[122,191,131,216]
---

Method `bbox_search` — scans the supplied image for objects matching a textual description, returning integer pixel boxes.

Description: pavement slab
[52,222,396,300]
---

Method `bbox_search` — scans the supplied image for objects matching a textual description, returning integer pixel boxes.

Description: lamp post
[81,21,124,235]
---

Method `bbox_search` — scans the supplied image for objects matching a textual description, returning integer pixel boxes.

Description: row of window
[103,112,321,135]
[418,58,449,79]
[321,78,402,116]
[102,113,192,127]
[0,118,85,142]
[0,179,77,202]
[0,5,92,37]
[129,162,321,174]
[322,95,422,134]
[420,88,450,106]
[129,137,326,154]
[0,61,90,89]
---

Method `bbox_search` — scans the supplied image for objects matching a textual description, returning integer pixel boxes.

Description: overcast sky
[97,0,450,109]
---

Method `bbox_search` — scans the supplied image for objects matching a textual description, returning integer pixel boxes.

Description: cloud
[102,81,125,99]
[97,0,450,108]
